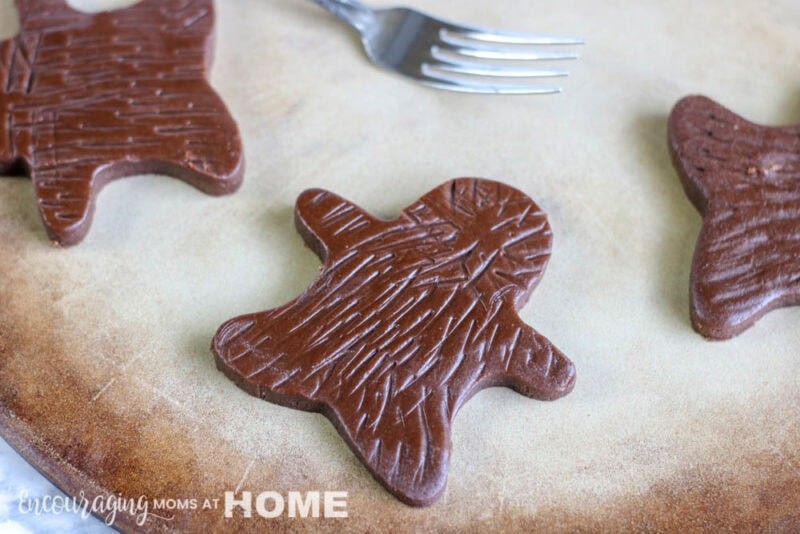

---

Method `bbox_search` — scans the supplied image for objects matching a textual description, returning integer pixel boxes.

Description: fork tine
[431,48,568,78]
[432,62,568,79]
[437,42,580,62]
[441,27,584,46]
[420,64,563,95]
[422,80,562,95]
[437,32,580,61]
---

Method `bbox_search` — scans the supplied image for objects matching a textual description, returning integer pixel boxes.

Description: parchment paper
[1,0,799,531]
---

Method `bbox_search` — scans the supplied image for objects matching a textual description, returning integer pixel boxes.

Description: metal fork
[309,0,583,94]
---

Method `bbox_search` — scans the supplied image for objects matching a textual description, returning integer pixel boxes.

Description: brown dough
[0,0,243,246]
[213,178,576,506]
[669,95,800,339]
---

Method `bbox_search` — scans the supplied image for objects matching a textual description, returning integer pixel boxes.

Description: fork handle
[310,0,374,31]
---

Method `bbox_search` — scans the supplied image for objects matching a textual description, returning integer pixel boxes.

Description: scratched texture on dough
[213,178,576,506]
[0,0,243,246]
[669,95,800,339]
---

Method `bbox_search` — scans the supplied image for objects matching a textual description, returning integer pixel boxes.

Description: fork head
[361,7,583,94]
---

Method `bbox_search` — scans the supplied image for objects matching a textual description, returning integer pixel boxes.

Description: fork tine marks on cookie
[309,0,583,95]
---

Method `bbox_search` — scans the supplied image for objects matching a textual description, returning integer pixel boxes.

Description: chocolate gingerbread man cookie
[669,95,800,339]
[213,178,576,506]
[0,0,243,246]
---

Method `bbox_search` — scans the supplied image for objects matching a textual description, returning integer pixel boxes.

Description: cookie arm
[294,189,382,263]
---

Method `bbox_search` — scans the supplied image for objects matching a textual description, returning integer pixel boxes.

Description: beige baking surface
[1,0,800,532]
